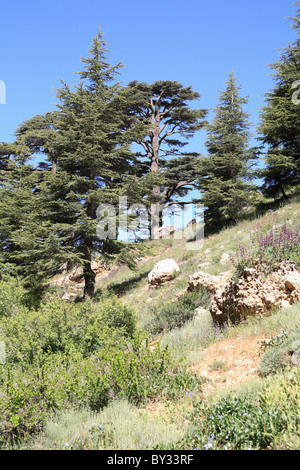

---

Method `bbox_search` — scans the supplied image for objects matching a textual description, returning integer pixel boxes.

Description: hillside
[89,197,300,326]
[29,196,299,451]
[2,0,300,455]
[0,196,299,451]
[104,198,300,392]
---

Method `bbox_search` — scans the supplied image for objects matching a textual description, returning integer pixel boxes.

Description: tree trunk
[83,198,96,298]
[280,181,288,200]
[150,120,164,230]
[83,260,96,299]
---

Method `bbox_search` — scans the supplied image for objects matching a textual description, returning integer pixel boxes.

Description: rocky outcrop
[50,260,110,300]
[52,260,108,288]
[148,258,180,286]
[187,270,232,294]
[211,261,300,324]
[187,261,300,325]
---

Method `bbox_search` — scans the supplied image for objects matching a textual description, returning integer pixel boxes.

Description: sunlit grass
[30,400,181,450]
[222,301,300,341]
[112,199,300,331]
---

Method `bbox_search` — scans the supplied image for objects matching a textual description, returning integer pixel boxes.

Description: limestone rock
[220,253,232,266]
[52,259,108,288]
[187,270,232,293]
[148,258,180,286]
[284,271,300,292]
[153,224,176,239]
[185,260,300,325]
[210,261,300,325]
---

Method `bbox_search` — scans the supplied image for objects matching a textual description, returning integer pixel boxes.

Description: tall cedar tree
[198,72,258,231]
[0,31,138,297]
[258,2,300,199]
[13,110,88,268]
[53,30,138,297]
[122,81,207,230]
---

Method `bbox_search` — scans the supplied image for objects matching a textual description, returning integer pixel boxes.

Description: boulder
[285,271,300,292]
[210,261,300,325]
[153,224,176,239]
[52,260,108,287]
[148,258,180,286]
[220,253,232,266]
[186,261,300,325]
[187,270,231,293]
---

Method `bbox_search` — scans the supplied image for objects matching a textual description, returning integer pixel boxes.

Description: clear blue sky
[0,0,298,157]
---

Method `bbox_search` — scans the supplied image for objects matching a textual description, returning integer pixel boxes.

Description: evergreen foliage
[258,2,300,198]
[197,72,258,231]
[0,4,299,296]
[0,30,142,297]
[51,30,136,297]
[122,80,208,230]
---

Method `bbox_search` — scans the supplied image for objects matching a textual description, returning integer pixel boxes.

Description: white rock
[285,271,300,291]
[153,224,176,239]
[148,258,180,286]
[220,253,232,265]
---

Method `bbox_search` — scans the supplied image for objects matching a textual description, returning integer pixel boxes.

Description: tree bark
[83,261,96,299]
[83,198,96,298]
[280,181,288,200]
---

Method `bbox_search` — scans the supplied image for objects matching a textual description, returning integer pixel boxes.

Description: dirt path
[189,335,266,397]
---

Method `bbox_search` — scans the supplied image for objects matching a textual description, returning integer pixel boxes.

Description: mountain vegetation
[0,2,299,452]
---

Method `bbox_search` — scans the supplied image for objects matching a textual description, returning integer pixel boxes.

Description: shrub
[38,400,181,450]
[0,287,204,448]
[95,294,136,337]
[258,347,291,377]
[259,367,300,438]
[161,311,224,359]
[0,275,27,317]
[147,288,210,335]
[168,366,300,450]
[233,223,300,277]
[0,351,112,446]
[258,328,300,377]
[0,329,201,447]
[0,295,136,364]
[208,360,228,372]
[101,334,203,405]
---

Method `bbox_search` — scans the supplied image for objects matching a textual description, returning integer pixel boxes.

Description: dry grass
[188,335,266,397]
[100,199,300,326]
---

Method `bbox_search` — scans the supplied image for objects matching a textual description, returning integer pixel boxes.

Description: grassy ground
[99,197,300,330]
[30,400,181,450]
[27,301,300,450]
[26,195,300,450]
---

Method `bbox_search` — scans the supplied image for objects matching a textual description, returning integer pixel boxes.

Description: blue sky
[0,0,298,157]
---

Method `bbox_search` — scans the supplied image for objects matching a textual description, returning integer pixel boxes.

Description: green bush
[0,295,136,364]
[259,367,300,440]
[0,351,112,446]
[0,288,204,448]
[0,329,201,447]
[0,275,27,317]
[259,347,290,377]
[39,400,181,450]
[95,294,136,337]
[147,288,210,335]
[258,328,300,377]
[101,335,203,405]
[167,366,300,450]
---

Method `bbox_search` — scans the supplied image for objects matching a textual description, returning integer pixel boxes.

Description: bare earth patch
[188,335,266,397]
